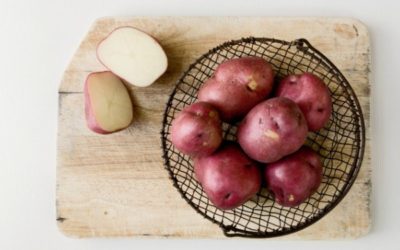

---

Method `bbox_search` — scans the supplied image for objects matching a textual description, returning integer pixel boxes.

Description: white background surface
[1,0,399,249]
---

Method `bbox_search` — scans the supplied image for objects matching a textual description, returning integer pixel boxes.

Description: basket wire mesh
[161,37,365,237]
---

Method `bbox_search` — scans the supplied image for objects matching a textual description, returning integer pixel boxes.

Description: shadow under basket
[160,37,366,238]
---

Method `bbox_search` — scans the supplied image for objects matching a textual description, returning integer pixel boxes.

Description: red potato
[198,57,275,121]
[276,72,332,131]
[264,146,323,207]
[84,71,133,134]
[237,97,308,163]
[171,102,222,157]
[97,26,168,87]
[194,143,261,210]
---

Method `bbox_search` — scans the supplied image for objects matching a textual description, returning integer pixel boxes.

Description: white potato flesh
[86,72,133,133]
[97,27,168,87]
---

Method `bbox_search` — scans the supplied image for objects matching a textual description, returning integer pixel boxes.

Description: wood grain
[57,17,371,238]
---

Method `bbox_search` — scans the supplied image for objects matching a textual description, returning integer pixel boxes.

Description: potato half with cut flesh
[84,71,133,134]
[97,26,168,87]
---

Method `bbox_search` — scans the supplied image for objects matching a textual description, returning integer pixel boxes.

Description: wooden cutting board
[57,17,371,238]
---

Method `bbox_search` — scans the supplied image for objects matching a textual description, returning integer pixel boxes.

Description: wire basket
[160,37,365,238]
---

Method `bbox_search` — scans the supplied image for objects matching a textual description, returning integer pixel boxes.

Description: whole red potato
[276,72,332,131]
[194,143,261,210]
[237,97,308,163]
[264,146,323,207]
[198,56,275,122]
[171,102,222,157]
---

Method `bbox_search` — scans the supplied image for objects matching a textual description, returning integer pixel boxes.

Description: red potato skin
[171,102,222,157]
[237,97,308,163]
[264,146,323,207]
[198,57,275,122]
[84,71,120,134]
[194,143,261,210]
[276,73,332,131]
[96,26,168,86]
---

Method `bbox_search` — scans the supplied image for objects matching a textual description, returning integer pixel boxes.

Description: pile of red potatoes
[171,57,332,209]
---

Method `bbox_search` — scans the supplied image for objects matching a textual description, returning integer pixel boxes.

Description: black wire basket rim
[160,36,366,238]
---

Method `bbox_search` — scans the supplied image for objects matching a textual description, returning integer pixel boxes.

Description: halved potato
[97,26,168,87]
[84,71,133,134]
